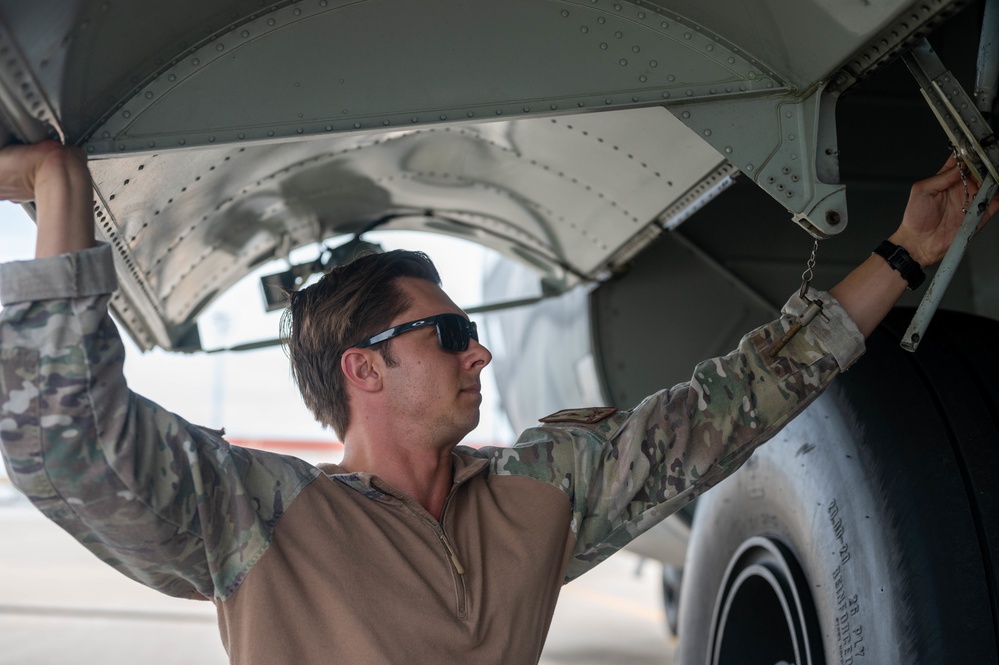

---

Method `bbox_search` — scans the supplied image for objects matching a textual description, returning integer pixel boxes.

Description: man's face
[378,277,492,446]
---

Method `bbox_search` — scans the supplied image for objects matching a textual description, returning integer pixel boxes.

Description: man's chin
[456,412,481,442]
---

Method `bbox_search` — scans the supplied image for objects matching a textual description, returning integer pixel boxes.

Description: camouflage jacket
[0,244,864,664]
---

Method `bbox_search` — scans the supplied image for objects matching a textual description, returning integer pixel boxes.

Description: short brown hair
[281,249,441,438]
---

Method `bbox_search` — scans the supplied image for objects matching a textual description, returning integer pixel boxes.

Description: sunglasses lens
[437,314,475,352]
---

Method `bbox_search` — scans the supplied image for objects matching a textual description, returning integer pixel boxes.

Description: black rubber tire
[662,564,682,636]
[676,309,999,664]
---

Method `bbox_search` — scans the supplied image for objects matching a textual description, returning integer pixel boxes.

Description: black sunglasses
[352,313,479,352]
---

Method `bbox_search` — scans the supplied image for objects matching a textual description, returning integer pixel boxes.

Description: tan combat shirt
[0,244,865,664]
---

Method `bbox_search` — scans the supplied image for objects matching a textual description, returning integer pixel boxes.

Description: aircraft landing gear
[677,310,999,664]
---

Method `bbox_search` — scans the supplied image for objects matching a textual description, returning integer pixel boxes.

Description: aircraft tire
[661,564,682,637]
[675,309,999,664]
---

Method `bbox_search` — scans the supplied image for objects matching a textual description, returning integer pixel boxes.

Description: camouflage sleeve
[0,244,320,601]
[496,289,864,581]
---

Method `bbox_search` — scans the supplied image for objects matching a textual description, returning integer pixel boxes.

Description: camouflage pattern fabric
[472,289,865,582]
[0,245,320,601]
[1,243,864,603]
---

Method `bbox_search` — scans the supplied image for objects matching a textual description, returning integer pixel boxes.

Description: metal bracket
[900,38,999,351]
[903,39,999,185]
[668,86,848,238]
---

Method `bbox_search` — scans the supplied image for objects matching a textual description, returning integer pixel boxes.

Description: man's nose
[465,337,492,368]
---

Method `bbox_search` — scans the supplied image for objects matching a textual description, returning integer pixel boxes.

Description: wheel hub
[708,536,824,665]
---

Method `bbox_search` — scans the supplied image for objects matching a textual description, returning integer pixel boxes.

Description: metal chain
[799,239,819,298]
[953,147,972,213]
[767,239,824,359]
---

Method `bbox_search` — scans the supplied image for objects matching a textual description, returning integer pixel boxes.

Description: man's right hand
[829,155,999,338]
[0,141,96,258]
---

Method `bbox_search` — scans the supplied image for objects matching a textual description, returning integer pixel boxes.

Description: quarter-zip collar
[318,449,490,509]
[318,450,486,620]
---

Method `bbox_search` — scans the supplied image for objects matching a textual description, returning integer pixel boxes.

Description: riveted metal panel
[0,0,971,350]
[642,0,966,88]
[85,107,725,348]
[78,0,787,155]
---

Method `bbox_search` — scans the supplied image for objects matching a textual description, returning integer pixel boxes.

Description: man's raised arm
[0,141,319,601]
[0,141,94,257]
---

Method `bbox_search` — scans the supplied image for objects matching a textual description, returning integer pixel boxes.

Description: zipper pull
[440,534,466,575]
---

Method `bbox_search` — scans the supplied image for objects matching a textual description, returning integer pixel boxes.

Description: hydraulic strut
[900,31,999,351]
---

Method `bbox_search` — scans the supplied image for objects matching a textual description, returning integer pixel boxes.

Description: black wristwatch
[873,240,925,290]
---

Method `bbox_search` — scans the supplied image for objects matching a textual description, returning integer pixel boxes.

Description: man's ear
[341,349,382,393]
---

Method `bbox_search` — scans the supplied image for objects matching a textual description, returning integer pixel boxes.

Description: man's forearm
[828,251,908,338]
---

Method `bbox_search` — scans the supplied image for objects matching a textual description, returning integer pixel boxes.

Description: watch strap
[873,240,925,290]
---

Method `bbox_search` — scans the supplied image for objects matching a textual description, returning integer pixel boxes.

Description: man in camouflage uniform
[0,142,991,664]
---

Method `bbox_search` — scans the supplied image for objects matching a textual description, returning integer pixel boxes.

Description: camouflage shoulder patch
[539,407,618,425]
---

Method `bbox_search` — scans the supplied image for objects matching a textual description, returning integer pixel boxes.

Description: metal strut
[899,36,999,352]
[901,173,998,352]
